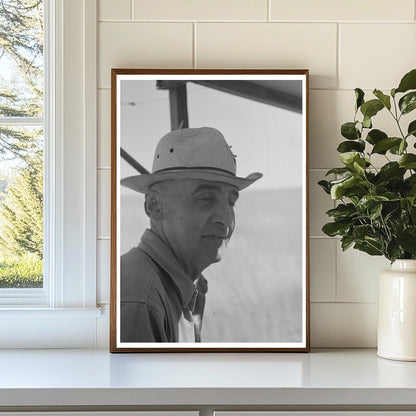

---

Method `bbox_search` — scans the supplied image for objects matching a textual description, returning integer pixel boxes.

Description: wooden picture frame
[110,69,310,352]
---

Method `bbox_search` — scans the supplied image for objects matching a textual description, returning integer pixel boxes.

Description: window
[0,0,100,348]
[0,0,45,297]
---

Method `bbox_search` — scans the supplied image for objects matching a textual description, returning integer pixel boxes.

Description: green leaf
[389,139,408,155]
[360,99,384,119]
[371,137,402,155]
[378,162,406,181]
[353,225,373,240]
[369,203,383,219]
[384,191,402,201]
[337,140,365,153]
[391,88,396,98]
[408,174,416,186]
[329,175,354,186]
[399,154,416,169]
[407,120,416,138]
[386,240,403,263]
[365,236,384,252]
[399,92,416,115]
[326,203,357,220]
[325,167,352,176]
[353,158,366,174]
[355,88,365,110]
[405,175,416,197]
[318,180,331,195]
[330,181,348,200]
[354,241,383,256]
[357,195,389,212]
[398,227,416,255]
[322,221,351,237]
[373,89,391,110]
[341,122,361,140]
[338,153,370,178]
[384,203,400,222]
[366,129,387,145]
[399,139,407,154]
[395,69,416,94]
[341,235,355,251]
[407,174,416,189]
[330,176,359,199]
[407,196,416,207]
[339,152,360,167]
[410,206,416,222]
[363,116,372,129]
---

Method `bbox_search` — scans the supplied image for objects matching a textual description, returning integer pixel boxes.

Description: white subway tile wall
[310,239,337,302]
[96,0,416,347]
[309,90,354,169]
[98,22,193,88]
[99,0,131,21]
[97,169,111,239]
[196,23,338,89]
[336,246,390,303]
[311,303,378,347]
[98,90,111,168]
[340,24,416,90]
[97,239,110,305]
[132,0,269,21]
[270,0,414,22]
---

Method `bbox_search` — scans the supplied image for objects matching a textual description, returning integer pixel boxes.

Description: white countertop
[0,348,416,408]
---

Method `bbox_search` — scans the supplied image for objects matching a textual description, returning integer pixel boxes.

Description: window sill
[0,307,103,348]
[0,306,102,316]
[0,349,415,411]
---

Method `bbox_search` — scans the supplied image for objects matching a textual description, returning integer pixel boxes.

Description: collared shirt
[120,229,208,343]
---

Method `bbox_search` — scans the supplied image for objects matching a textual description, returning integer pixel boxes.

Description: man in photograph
[120,127,262,342]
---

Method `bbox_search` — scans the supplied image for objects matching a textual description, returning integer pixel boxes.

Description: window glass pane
[0,0,44,291]
[0,126,43,289]
[0,0,44,117]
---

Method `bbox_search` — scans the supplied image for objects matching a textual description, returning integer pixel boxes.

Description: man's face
[158,179,239,278]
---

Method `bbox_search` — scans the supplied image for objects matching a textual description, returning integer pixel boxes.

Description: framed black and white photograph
[110,69,310,352]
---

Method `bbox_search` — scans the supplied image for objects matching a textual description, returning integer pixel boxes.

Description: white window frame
[0,0,101,348]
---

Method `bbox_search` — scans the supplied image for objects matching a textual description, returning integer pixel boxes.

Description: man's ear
[144,191,164,221]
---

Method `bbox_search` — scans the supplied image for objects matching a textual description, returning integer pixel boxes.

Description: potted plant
[319,68,416,361]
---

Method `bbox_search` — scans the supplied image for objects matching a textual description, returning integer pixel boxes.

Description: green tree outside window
[0,0,44,288]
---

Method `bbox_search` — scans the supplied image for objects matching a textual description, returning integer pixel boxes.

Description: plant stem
[379,214,391,241]
[390,97,406,139]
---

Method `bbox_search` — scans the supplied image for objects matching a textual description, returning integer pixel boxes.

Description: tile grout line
[130,0,133,20]
[193,22,197,69]
[98,19,415,24]
[267,0,271,22]
[309,168,337,171]
[311,301,378,305]
[334,229,338,303]
[309,236,339,239]
[336,22,340,90]
[97,87,376,92]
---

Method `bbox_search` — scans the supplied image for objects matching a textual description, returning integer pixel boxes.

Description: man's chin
[212,242,226,263]
[199,241,226,269]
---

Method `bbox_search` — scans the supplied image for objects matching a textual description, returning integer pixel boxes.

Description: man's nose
[212,199,235,229]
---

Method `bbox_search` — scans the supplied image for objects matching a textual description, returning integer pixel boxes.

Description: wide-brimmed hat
[121,127,263,193]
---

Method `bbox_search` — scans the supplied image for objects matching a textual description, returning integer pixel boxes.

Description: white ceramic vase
[378,259,416,361]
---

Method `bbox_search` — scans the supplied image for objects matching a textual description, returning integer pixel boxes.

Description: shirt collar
[138,229,205,310]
